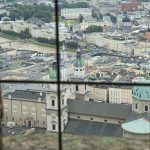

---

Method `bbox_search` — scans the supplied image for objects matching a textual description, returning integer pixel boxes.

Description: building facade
[61,8,92,19]
[109,86,132,104]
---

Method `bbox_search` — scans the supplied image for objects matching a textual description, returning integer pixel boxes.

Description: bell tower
[70,46,89,101]
[61,43,68,61]
[46,61,68,132]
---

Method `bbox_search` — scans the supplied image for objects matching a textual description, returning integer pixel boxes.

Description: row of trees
[61,1,89,8]
[85,25,103,33]
[9,4,54,23]
[106,13,117,24]
[92,11,117,24]
[0,28,32,39]
[36,38,78,49]
[92,11,103,20]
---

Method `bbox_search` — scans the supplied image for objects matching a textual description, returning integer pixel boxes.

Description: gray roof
[3,90,46,102]
[65,119,123,137]
[68,100,132,119]
[124,111,140,123]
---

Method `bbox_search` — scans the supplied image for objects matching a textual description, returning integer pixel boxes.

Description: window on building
[76,85,78,91]
[145,106,148,112]
[1,1,148,148]
[135,103,137,109]
[90,118,93,120]
[52,100,55,106]
[62,98,64,105]
[52,124,56,130]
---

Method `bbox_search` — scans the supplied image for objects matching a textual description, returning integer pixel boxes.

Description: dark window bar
[54,0,62,150]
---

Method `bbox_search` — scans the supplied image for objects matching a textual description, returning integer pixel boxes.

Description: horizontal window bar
[0,80,150,86]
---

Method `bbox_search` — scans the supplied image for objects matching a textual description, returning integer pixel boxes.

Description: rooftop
[64,119,122,137]
[3,90,46,102]
[68,100,132,120]
[122,115,150,134]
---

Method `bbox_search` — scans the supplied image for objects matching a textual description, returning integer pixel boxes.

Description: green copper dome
[122,15,131,22]
[132,73,150,101]
[132,86,150,101]
[122,117,150,134]
[73,57,85,68]
[49,61,57,81]
[73,47,85,68]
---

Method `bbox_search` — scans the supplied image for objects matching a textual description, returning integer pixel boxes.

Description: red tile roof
[121,2,142,12]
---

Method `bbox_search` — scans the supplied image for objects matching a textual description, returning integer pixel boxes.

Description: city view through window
[0,0,150,150]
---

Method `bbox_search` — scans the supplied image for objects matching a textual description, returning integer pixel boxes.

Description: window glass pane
[1,83,59,150]
[59,0,149,85]
[62,82,150,149]
[0,1,57,81]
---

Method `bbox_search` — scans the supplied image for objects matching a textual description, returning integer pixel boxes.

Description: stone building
[122,66,150,140]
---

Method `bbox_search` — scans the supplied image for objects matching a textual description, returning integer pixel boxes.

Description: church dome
[121,117,150,134]
[132,86,150,101]
[73,47,85,68]
[73,57,85,68]
[132,66,150,101]
[122,16,131,22]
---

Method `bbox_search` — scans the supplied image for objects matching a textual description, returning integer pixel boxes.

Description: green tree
[78,14,84,23]
[66,41,78,49]
[85,25,103,33]
[9,4,53,22]
[105,13,117,24]
[61,1,89,8]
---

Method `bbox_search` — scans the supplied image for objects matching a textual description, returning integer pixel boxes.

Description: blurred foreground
[3,133,150,150]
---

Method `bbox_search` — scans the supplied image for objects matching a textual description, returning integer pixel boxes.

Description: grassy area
[60,18,79,25]
[26,40,56,48]
[3,133,150,150]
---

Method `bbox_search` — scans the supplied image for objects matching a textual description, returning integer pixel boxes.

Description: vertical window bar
[54,0,62,150]
[0,85,3,149]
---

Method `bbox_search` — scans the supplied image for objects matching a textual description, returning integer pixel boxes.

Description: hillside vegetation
[3,133,150,150]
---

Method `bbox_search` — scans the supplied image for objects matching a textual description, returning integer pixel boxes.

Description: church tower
[70,46,89,101]
[61,43,68,61]
[46,60,68,132]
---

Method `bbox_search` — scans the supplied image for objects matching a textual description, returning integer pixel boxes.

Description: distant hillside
[3,133,150,150]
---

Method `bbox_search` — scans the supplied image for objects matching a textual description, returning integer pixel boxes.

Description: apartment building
[91,85,108,103]
[61,8,92,19]
[109,86,132,104]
